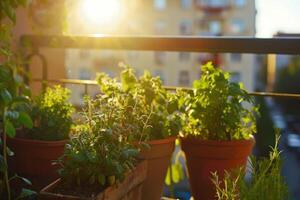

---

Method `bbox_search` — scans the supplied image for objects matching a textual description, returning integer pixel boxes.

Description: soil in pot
[138,137,176,200]
[180,137,254,200]
[39,161,147,200]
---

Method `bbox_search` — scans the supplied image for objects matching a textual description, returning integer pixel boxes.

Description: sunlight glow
[81,0,122,26]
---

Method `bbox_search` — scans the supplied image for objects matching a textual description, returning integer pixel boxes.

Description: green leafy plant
[0,0,36,199]
[97,65,182,141]
[25,85,75,141]
[57,95,144,191]
[181,62,258,140]
[212,132,289,200]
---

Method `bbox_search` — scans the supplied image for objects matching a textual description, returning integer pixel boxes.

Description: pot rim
[180,135,255,146]
[147,136,177,145]
[8,137,68,146]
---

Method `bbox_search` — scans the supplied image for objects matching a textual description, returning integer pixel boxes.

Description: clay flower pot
[39,161,147,200]
[180,137,255,200]
[8,136,66,181]
[138,137,176,200]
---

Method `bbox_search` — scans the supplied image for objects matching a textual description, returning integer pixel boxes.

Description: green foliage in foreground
[97,65,182,141]
[255,96,275,157]
[57,95,142,188]
[181,62,258,140]
[212,133,289,200]
[25,85,74,141]
[1,0,36,199]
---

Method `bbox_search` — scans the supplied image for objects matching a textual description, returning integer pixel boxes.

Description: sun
[81,0,122,26]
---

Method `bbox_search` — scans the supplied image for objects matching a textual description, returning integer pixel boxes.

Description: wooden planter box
[39,161,147,200]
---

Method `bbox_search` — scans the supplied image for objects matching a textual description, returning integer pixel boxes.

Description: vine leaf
[4,120,16,138]
[18,112,33,129]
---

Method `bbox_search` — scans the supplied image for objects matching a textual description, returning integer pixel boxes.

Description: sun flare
[81,0,122,26]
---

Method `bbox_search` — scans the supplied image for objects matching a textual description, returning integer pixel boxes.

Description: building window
[179,52,190,61]
[154,0,166,10]
[79,68,91,80]
[153,69,165,83]
[154,52,166,65]
[230,72,241,83]
[235,0,246,7]
[155,20,166,34]
[209,21,222,35]
[197,0,229,7]
[181,0,192,9]
[230,19,245,33]
[178,70,190,86]
[79,50,90,59]
[179,19,193,35]
[230,53,242,62]
[128,51,139,59]
[101,69,115,77]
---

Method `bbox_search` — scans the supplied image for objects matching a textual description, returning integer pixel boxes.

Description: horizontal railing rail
[33,78,300,99]
[21,34,300,54]
[23,34,300,99]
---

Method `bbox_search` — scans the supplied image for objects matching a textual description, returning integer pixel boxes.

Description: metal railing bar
[33,78,97,85]
[32,78,300,99]
[21,35,300,55]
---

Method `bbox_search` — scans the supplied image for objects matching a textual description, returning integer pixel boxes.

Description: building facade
[66,0,257,104]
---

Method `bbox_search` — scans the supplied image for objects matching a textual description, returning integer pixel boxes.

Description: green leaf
[6,111,19,120]
[107,175,115,186]
[165,167,171,185]
[1,89,12,105]
[19,176,32,186]
[2,1,16,23]
[98,174,105,185]
[5,120,16,137]
[0,48,12,57]
[14,74,23,85]
[0,66,11,81]
[16,188,36,200]
[18,0,28,7]
[18,112,33,129]
[6,147,14,156]
[121,68,137,92]
[167,99,178,113]
[12,96,30,104]
[22,85,31,97]
[0,155,7,172]
[165,163,185,185]
[122,149,138,158]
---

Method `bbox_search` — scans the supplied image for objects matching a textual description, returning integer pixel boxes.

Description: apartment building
[66,0,257,104]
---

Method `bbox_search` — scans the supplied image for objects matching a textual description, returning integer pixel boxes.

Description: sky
[256,0,300,37]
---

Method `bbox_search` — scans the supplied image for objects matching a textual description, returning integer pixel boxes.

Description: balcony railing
[196,0,231,12]
[20,34,300,99]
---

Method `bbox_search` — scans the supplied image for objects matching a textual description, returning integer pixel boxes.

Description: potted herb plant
[180,63,257,200]
[8,85,74,181]
[97,66,181,200]
[212,133,289,200]
[40,95,147,199]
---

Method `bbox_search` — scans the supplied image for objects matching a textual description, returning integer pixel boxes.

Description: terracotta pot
[39,161,148,200]
[138,137,176,200]
[180,137,255,200]
[8,136,66,180]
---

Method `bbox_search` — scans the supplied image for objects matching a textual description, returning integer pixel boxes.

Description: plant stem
[3,111,11,200]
